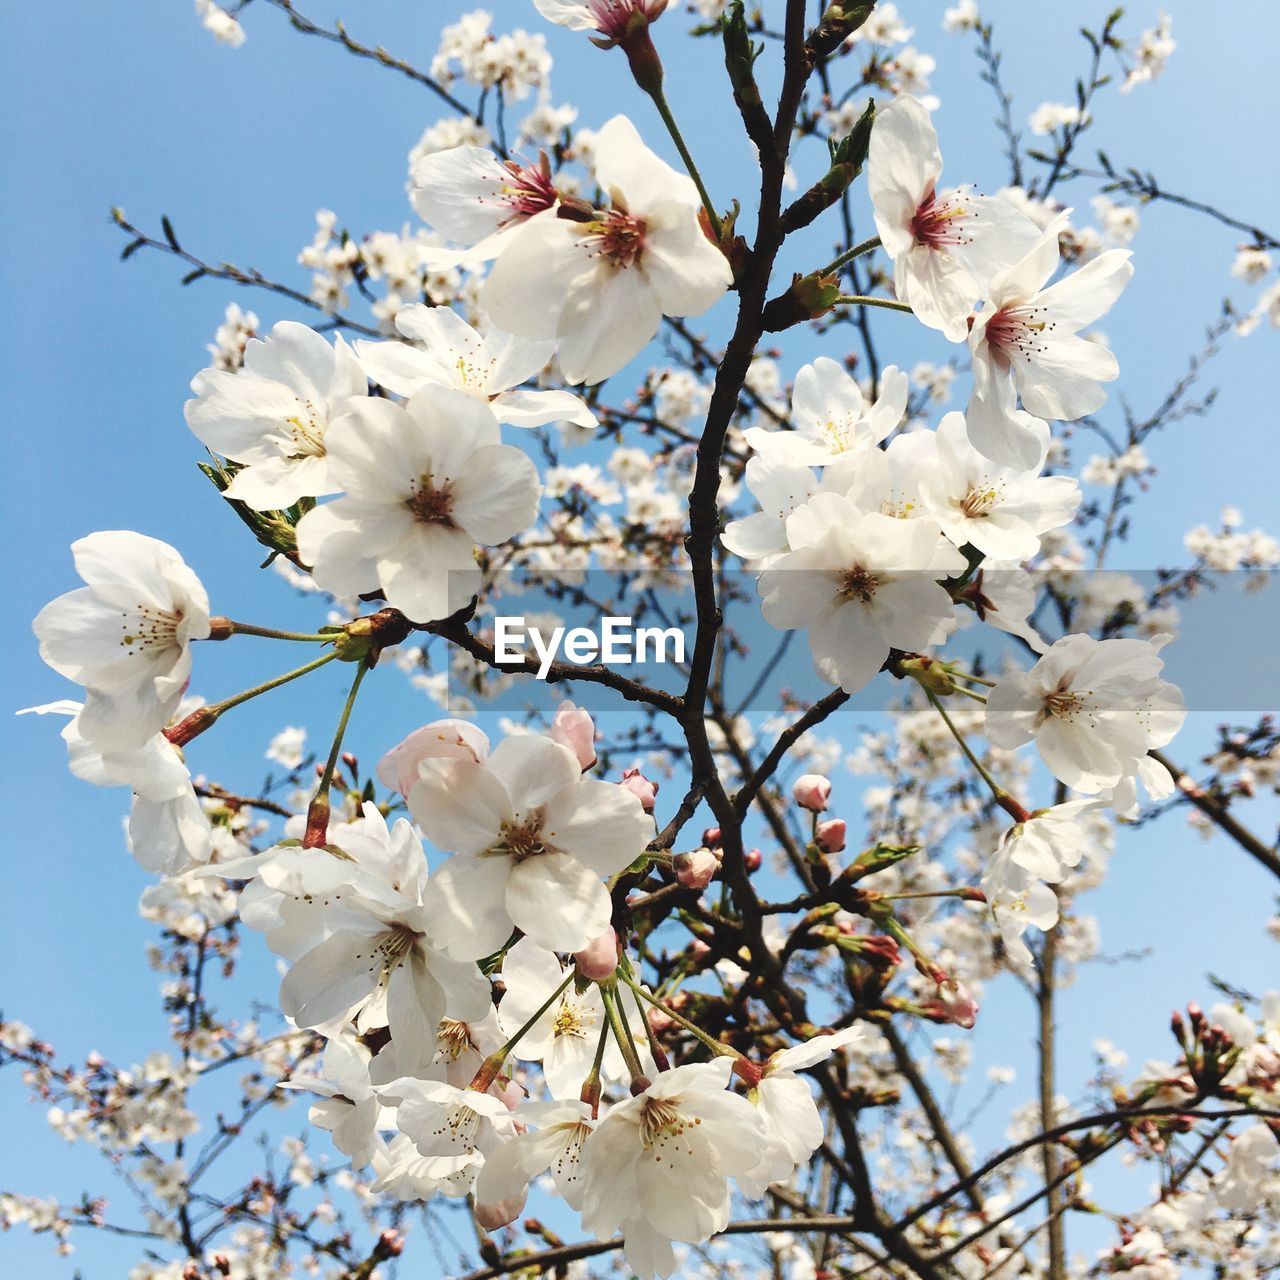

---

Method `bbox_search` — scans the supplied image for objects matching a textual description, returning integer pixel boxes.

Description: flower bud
[574,928,620,981]
[815,818,846,853]
[675,847,721,890]
[702,825,722,847]
[792,774,832,812]
[922,979,979,1029]
[744,847,763,872]
[619,766,659,812]
[549,700,597,770]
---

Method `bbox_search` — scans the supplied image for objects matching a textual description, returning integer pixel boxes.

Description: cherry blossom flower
[228,804,492,1059]
[378,1077,517,1167]
[184,321,367,510]
[281,1033,384,1170]
[353,305,597,430]
[548,700,597,769]
[408,735,652,958]
[720,456,818,566]
[738,1027,875,1198]
[868,95,1040,340]
[411,147,560,264]
[985,635,1186,795]
[481,115,732,385]
[995,799,1107,883]
[496,938,644,1098]
[743,358,908,467]
[967,216,1134,467]
[758,499,965,694]
[33,532,211,752]
[295,387,541,623]
[917,411,1081,559]
[21,699,213,876]
[981,845,1059,973]
[376,718,491,798]
[534,0,667,43]
[579,1059,767,1279]
[474,1099,595,1228]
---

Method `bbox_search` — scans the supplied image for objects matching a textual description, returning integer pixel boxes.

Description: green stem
[479,969,576,1085]
[601,986,649,1086]
[818,235,881,277]
[926,690,1026,821]
[835,294,913,313]
[648,85,723,240]
[224,620,336,643]
[212,650,340,717]
[618,972,738,1062]
[309,659,370,816]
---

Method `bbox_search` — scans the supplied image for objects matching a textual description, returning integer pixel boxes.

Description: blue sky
[2,0,1279,1273]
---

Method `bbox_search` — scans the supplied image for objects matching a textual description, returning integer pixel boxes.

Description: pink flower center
[406,475,456,527]
[588,209,648,269]
[496,158,559,228]
[983,303,1054,366]
[587,0,666,40]
[910,188,972,250]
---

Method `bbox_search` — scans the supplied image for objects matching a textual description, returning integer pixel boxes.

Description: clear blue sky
[2,1,1278,1273]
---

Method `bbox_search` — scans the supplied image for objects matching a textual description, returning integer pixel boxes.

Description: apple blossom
[967,216,1134,467]
[481,115,732,385]
[33,532,211,752]
[868,94,1041,340]
[408,734,652,958]
[183,321,367,510]
[294,387,541,623]
[353,304,597,430]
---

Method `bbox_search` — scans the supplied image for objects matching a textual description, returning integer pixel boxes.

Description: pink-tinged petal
[426,852,514,960]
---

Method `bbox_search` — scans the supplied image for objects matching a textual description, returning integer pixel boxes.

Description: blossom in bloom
[231,804,492,1059]
[379,1077,516,1170]
[281,1033,383,1170]
[184,321,367,509]
[743,358,908,467]
[917,411,1081,559]
[376,718,491,798]
[481,115,732,385]
[758,499,965,694]
[868,95,1041,340]
[738,1027,875,1197]
[409,734,652,958]
[354,305,597,430]
[533,0,667,42]
[411,147,559,263]
[295,387,541,623]
[580,1059,768,1279]
[985,635,1186,795]
[33,532,211,752]
[474,1099,595,1228]
[20,700,213,876]
[496,938,646,1097]
[1213,1125,1279,1211]
[720,455,818,566]
[994,799,1107,883]
[966,217,1134,468]
[981,845,1059,973]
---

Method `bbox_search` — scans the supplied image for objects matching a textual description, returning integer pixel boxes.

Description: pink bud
[814,818,846,853]
[619,766,659,812]
[549,701,597,770]
[702,825,722,848]
[792,773,832,812]
[744,848,763,872]
[674,847,721,890]
[925,979,979,1029]
[376,718,490,796]
[574,928,620,981]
